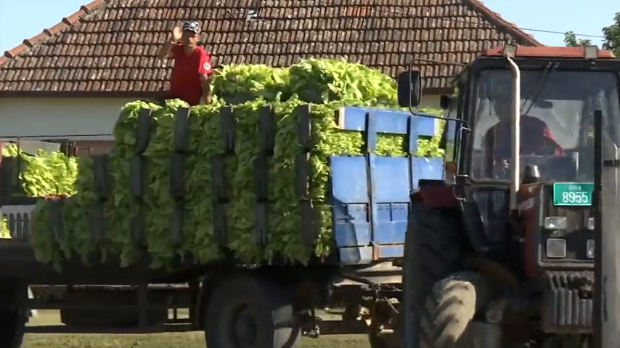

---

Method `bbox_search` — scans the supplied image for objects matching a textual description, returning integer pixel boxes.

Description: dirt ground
[23,311,369,348]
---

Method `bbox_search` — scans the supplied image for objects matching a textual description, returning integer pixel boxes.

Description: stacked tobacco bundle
[1,144,80,239]
[1,218,9,238]
[12,59,443,269]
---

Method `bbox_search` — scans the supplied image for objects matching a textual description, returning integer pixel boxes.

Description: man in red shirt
[485,115,563,158]
[484,81,563,159]
[158,21,213,106]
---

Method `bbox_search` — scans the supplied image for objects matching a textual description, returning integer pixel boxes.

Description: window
[471,69,620,182]
[74,141,113,156]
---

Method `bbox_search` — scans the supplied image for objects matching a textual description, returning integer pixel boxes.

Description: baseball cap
[182,21,200,34]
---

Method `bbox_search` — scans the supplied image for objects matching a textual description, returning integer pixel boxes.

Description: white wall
[0,95,442,140]
[419,94,441,111]
[0,98,133,140]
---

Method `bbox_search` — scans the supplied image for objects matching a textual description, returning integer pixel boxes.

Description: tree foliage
[563,31,592,47]
[602,12,620,57]
[564,12,620,57]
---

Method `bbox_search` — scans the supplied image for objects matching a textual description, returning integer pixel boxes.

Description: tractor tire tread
[419,272,490,348]
[401,200,467,348]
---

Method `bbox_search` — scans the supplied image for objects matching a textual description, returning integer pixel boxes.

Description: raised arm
[158,26,182,60]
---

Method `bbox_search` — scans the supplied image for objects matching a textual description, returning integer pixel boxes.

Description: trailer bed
[0,239,206,285]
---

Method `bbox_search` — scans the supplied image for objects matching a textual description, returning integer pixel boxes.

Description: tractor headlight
[587,239,595,259]
[544,217,567,230]
[546,238,567,258]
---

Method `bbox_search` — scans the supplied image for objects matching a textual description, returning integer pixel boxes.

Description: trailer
[0,104,442,348]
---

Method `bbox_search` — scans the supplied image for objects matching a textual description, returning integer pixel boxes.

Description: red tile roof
[0,0,543,98]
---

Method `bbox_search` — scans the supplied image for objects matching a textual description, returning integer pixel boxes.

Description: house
[0,0,542,152]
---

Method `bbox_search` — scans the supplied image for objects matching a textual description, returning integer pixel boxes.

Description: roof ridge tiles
[0,0,106,64]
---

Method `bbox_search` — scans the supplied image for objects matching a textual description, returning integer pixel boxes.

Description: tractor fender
[466,257,518,293]
[411,180,459,208]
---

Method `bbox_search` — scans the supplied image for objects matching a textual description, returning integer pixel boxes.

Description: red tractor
[398,45,620,347]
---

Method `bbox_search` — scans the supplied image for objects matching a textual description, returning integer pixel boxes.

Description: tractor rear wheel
[401,200,467,347]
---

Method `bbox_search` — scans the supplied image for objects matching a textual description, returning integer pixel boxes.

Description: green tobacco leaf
[27,59,445,269]
[1,217,10,238]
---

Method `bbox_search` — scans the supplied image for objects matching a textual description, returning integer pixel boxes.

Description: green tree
[602,12,620,57]
[564,12,620,57]
[564,31,592,47]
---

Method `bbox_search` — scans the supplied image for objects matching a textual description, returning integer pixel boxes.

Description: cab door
[599,121,620,346]
[439,94,461,182]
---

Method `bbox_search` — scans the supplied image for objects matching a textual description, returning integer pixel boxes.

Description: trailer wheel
[0,307,27,348]
[419,272,492,347]
[401,201,466,347]
[205,274,301,348]
[0,281,28,348]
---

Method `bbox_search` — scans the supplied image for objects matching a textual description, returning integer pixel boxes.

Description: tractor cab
[398,45,620,274]
[398,45,620,348]
[401,45,620,186]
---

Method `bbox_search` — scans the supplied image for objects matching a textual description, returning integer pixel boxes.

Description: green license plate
[552,182,594,206]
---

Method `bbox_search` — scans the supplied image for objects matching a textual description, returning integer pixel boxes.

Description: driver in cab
[483,84,564,160]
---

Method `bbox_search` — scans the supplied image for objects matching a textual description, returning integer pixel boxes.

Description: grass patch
[24,310,369,348]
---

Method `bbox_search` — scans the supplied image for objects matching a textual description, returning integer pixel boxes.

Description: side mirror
[397,70,421,108]
[439,95,451,110]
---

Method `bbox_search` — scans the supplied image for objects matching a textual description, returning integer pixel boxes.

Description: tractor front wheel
[401,201,466,347]
[419,272,494,348]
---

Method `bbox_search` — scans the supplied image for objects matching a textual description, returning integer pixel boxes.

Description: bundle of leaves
[27,59,445,269]
[211,64,289,104]
[1,143,78,197]
[1,217,9,238]
[288,59,398,105]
